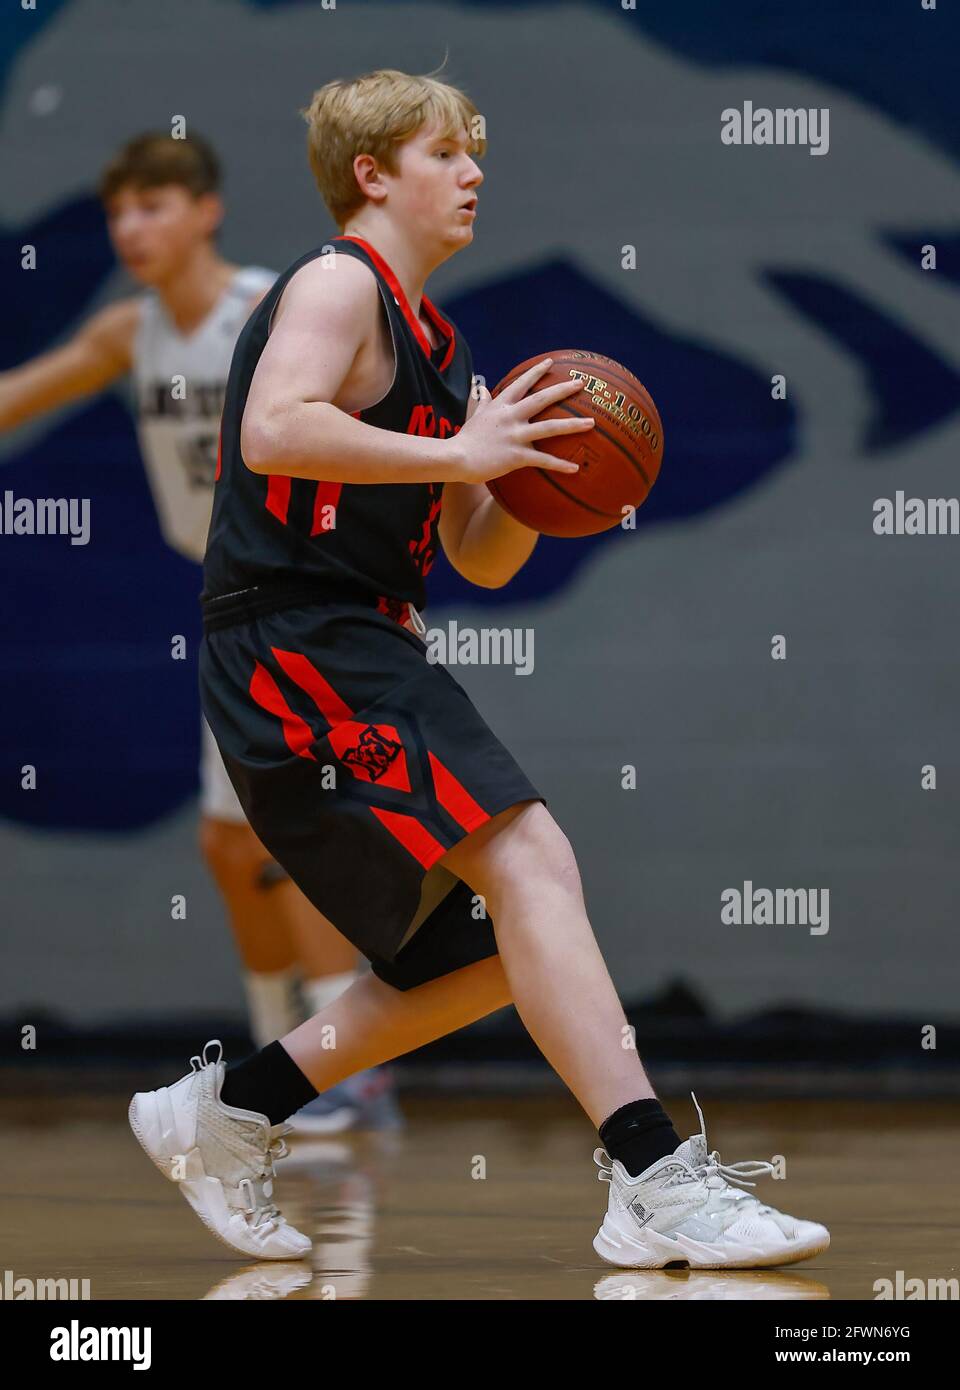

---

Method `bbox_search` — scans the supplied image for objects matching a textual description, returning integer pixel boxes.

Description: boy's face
[104,183,222,285]
[381,119,483,252]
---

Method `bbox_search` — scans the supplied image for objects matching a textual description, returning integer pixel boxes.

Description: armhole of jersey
[354,273,399,415]
[262,253,398,411]
[266,285,284,338]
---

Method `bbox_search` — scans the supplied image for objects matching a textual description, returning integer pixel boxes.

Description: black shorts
[199,589,544,990]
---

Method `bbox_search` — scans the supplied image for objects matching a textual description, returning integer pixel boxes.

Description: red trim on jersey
[333,234,455,369]
[249,662,317,760]
[265,474,292,524]
[215,429,223,482]
[310,481,343,536]
[421,297,456,372]
[369,806,447,869]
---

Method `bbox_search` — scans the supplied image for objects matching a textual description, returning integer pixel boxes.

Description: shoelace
[405,604,427,638]
[237,1126,293,1231]
[687,1092,776,1212]
[189,1038,224,1072]
[695,1151,776,1207]
[594,1091,777,1212]
[188,1039,294,1232]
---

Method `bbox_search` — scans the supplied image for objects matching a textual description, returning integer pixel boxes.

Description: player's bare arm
[240,254,594,486]
[440,384,546,588]
[0,298,140,431]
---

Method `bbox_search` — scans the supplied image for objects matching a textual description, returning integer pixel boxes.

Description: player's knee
[461,800,580,906]
[527,820,583,903]
[513,800,577,859]
[198,817,266,887]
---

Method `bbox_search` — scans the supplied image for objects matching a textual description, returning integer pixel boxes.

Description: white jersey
[131,265,276,562]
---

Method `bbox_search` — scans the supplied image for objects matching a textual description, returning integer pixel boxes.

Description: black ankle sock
[219,1041,319,1125]
[598,1098,681,1178]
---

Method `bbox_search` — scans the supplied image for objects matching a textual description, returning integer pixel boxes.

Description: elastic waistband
[201,580,425,635]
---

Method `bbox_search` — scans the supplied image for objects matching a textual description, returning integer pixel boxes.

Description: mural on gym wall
[1,0,957,832]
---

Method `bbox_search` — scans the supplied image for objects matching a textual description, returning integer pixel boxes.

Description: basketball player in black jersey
[129,68,830,1269]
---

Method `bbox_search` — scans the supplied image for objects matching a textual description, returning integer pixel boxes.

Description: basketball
[486,350,664,537]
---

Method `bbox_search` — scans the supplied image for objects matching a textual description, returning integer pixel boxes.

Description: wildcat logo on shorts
[341,725,403,782]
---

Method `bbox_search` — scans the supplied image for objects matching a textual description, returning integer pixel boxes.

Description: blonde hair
[300,68,486,228]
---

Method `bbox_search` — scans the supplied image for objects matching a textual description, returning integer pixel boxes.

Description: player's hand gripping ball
[486,350,664,537]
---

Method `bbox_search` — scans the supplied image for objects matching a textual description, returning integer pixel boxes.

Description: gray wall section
[2,1,957,1022]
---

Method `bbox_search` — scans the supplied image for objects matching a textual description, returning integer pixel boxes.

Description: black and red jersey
[201,234,474,624]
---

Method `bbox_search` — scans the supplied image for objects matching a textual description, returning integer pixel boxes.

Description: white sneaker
[593,1093,830,1269]
[128,1039,312,1261]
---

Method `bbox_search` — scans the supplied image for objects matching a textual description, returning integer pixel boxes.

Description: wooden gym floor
[3,1092,956,1300]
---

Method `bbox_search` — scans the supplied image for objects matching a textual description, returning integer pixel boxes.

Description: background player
[0,131,398,1132]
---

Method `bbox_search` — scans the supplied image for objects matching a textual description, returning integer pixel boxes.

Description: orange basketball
[486,350,664,537]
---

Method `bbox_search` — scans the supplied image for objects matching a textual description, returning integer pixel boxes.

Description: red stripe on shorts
[249,661,317,760]
[270,648,354,725]
[369,806,447,869]
[262,647,484,866]
[271,648,412,792]
[427,751,490,832]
